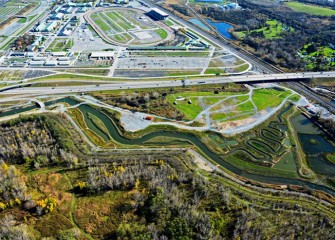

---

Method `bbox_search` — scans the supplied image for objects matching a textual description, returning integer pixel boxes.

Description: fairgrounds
[85,7,174,46]
[0,0,30,24]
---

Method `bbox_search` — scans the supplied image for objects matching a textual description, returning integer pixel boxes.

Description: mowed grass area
[91,13,111,31]
[46,38,73,52]
[252,88,292,110]
[167,91,248,120]
[105,11,133,30]
[155,28,168,39]
[204,68,226,75]
[234,20,294,40]
[286,1,335,16]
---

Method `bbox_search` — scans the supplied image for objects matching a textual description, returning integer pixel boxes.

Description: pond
[291,114,335,177]
[188,18,211,31]
[206,19,234,39]
[77,104,335,196]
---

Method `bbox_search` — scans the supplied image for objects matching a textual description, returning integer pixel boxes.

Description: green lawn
[92,14,111,31]
[166,91,245,120]
[286,1,335,16]
[46,38,73,52]
[273,151,297,173]
[252,88,292,110]
[163,19,174,27]
[234,64,250,72]
[204,68,226,75]
[234,20,294,40]
[105,12,133,30]
[17,17,27,23]
[155,29,168,39]
[167,96,203,120]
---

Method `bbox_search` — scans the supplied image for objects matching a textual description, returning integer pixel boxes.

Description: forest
[0,113,334,239]
[199,0,335,70]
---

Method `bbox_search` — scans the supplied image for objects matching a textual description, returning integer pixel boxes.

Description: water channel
[1,98,334,195]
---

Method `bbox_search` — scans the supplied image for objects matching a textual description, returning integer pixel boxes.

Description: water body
[188,18,211,31]
[291,114,335,177]
[77,104,335,196]
[0,97,79,118]
[1,99,334,195]
[206,19,233,39]
[0,104,38,118]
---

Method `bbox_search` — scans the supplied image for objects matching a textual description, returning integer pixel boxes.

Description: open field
[46,38,74,52]
[234,20,294,40]
[88,8,171,46]
[286,1,335,16]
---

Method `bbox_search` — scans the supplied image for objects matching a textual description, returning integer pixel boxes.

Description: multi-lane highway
[1,71,335,96]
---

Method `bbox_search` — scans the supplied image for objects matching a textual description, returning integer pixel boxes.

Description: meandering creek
[1,97,334,195]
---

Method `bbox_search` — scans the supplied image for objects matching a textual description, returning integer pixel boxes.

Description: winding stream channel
[1,97,335,196]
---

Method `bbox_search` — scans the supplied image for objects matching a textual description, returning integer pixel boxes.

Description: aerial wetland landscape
[0,0,335,239]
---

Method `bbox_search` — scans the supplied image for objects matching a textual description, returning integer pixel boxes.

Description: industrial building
[50,13,64,20]
[35,21,59,32]
[90,52,114,60]
[52,52,67,57]
[33,57,47,61]
[58,61,71,66]
[10,52,26,57]
[44,61,58,66]
[147,8,169,21]
[29,61,45,66]
[57,57,70,61]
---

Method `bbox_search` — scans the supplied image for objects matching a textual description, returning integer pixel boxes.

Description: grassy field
[130,51,210,57]
[155,29,168,39]
[46,38,73,52]
[234,20,294,40]
[60,69,110,76]
[286,1,335,16]
[90,9,169,45]
[204,68,226,75]
[252,88,292,110]
[167,96,203,120]
[0,70,24,81]
[163,19,174,26]
[105,11,133,30]
[17,17,27,23]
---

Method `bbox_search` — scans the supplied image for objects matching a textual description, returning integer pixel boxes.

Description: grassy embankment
[286,1,335,16]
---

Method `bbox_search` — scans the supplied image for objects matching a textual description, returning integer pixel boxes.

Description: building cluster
[9,51,75,67]
[197,1,241,11]
[98,0,129,7]
[32,1,92,35]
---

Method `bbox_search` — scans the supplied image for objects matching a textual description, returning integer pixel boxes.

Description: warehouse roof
[90,52,115,57]
[149,8,169,17]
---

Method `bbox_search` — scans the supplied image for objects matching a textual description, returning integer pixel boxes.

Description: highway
[1,71,335,96]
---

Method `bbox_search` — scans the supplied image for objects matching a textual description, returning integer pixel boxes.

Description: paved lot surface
[116,57,209,70]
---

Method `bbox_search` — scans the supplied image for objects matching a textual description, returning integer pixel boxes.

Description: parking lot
[116,57,209,70]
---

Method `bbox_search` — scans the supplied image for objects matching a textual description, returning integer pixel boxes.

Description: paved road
[1,71,335,95]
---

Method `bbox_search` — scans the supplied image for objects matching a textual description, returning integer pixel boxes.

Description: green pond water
[291,114,335,177]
